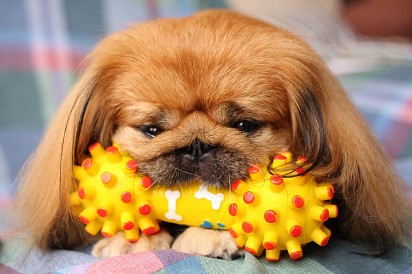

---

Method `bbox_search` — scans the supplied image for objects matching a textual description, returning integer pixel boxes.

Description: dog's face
[111,42,293,188]
[78,11,326,189]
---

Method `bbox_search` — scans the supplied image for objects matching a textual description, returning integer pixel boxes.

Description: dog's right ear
[13,56,108,249]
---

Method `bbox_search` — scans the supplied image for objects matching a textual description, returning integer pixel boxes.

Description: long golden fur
[14,10,406,256]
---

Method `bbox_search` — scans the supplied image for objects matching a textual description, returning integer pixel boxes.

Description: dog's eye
[139,125,163,138]
[231,120,261,134]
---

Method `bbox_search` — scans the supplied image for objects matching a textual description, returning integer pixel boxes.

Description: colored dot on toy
[200,220,213,229]
[231,179,241,191]
[142,226,157,235]
[275,154,287,160]
[242,221,254,233]
[82,158,92,169]
[290,251,303,260]
[217,222,225,228]
[327,186,334,199]
[243,191,255,204]
[270,174,283,185]
[292,195,304,208]
[248,164,260,174]
[229,228,238,238]
[123,221,135,230]
[228,203,238,216]
[139,204,152,215]
[296,167,306,175]
[102,232,112,238]
[248,164,264,180]
[78,188,86,199]
[101,172,112,184]
[126,160,138,171]
[264,210,278,223]
[244,246,257,255]
[88,142,100,151]
[297,155,307,163]
[97,207,108,217]
[320,209,329,222]
[141,176,153,188]
[320,236,330,246]
[263,241,277,250]
[121,191,132,203]
[290,225,302,237]
[79,215,89,224]
[106,146,118,153]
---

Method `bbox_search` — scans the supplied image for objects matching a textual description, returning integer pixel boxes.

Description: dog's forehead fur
[88,10,317,124]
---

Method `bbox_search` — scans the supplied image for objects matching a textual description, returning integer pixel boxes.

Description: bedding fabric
[1,1,411,273]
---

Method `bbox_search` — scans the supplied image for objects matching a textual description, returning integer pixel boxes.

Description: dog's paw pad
[172,227,244,260]
[92,232,132,258]
[92,230,173,258]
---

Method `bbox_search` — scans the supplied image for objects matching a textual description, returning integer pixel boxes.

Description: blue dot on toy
[200,220,213,229]
[217,222,225,229]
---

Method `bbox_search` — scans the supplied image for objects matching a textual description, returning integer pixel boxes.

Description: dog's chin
[137,148,249,189]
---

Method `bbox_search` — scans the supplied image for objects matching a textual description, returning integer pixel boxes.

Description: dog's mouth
[137,141,249,189]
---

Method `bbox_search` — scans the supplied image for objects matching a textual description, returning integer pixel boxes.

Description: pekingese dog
[14,10,406,259]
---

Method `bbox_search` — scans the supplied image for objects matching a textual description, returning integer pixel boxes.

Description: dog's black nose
[181,139,215,160]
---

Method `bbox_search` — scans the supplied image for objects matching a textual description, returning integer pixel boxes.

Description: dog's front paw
[172,227,244,260]
[92,230,173,258]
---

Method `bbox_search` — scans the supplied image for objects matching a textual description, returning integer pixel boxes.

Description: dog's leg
[92,229,172,258]
[172,227,244,260]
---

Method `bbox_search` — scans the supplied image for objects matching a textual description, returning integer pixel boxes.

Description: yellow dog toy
[70,142,337,261]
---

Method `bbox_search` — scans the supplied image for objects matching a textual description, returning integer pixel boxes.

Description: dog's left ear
[287,61,406,252]
[12,46,120,249]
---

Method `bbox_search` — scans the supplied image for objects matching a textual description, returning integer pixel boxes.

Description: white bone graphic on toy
[194,184,225,210]
[164,190,183,221]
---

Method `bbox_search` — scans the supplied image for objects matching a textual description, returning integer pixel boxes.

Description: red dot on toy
[79,215,89,224]
[275,154,287,160]
[229,228,238,238]
[121,191,132,203]
[78,188,86,199]
[101,172,112,184]
[97,208,108,217]
[264,210,278,223]
[88,142,100,151]
[242,221,254,233]
[126,160,138,171]
[320,209,329,222]
[263,241,277,250]
[139,204,152,215]
[290,225,302,237]
[327,186,334,199]
[123,221,134,230]
[243,191,254,204]
[106,146,118,153]
[248,164,260,174]
[292,195,304,208]
[142,226,157,235]
[228,203,238,216]
[270,174,283,185]
[298,155,307,162]
[82,158,93,169]
[231,179,241,191]
[321,236,330,246]
[296,167,306,175]
[245,246,257,255]
[141,176,153,188]
[290,251,303,260]
[102,232,112,238]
